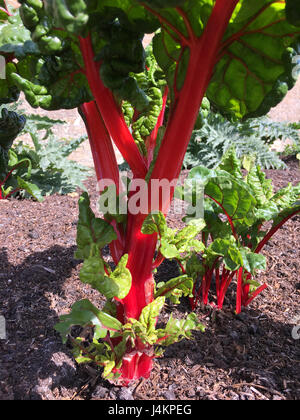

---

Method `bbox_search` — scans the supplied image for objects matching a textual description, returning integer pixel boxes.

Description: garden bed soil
[0,158,299,400]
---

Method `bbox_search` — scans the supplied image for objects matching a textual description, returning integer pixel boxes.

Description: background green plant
[183,108,300,170]
[0,102,92,198]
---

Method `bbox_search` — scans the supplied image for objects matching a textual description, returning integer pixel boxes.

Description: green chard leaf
[0,10,38,59]
[139,296,165,336]
[79,254,132,300]
[43,0,89,35]
[55,299,123,344]
[109,254,132,300]
[128,296,166,346]
[245,164,274,207]
[142,211,205,260]
[157,313,205,347]
[184,165,257,231]
[16,176,43,202]
[204,237,243,271]
[155,275,194,304]
[207,1,300,118]
[239,248,267,274]
[218,148,243,179]
[75,192,117,260]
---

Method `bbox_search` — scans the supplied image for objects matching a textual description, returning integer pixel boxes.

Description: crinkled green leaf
[207,1,300,118]
[109,254,132,300]
[0,107,26,180]
[95,0,159,34]
[239,248,266,274]
[155,275,194,304]
[10,60,92,110]
[205,237,243,271]
[90,2,159,113]
[54,299,123,344]
[79,254,131,300]
[0,62,20,105]
[132,86,163,154]
[75,192,117,260]
[16,176,43,201]
[0,11,38,59]
[4,2,93,110]
[138,296,165,336]
[254,183,300,224]
[127,297,166,346]
[246,164,274,207]
[0,107,26,151]
[43,0,88,35]
[157,313,205,347]
[271,183,300,212]
[185,166,257,228]
[218,148,243,179]
[142,211,204,260]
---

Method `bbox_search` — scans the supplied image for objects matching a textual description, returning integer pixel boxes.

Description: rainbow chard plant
[177,149,300,314]
[1,0,300,385]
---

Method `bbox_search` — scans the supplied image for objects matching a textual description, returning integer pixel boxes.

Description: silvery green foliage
[1,102,91,197]
[183,112,300,170]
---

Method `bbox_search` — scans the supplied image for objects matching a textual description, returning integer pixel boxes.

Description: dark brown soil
[0,159,299,401]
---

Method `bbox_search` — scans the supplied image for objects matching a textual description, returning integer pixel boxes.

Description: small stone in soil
[91,385,108,399]
[163,390,176,400]
[117,387,134,400]
[28,230,39,239]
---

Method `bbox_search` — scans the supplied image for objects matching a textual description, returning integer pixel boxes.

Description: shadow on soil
[0,245,89,400]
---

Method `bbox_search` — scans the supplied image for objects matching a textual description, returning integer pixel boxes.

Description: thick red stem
[149,0,240,209]
[79,101,124,261]
[244,283,268,307]
[80,101,120,189]
[123,213,158,320]
[217,269,235,309]
[79,35,147,179]
[255,210,300,254]
[152,252,165,270]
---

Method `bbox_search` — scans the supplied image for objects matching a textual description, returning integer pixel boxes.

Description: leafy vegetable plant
[1,0,300,385]
[12,106,91,196]
[0,106,41,200]
[0,102,91,199]
[177,148,300,313]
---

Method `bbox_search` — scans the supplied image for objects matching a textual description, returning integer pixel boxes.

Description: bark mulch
[0,159,299,400]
